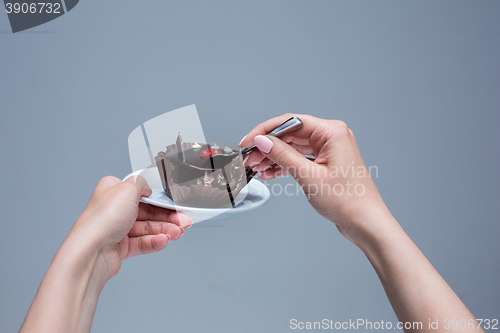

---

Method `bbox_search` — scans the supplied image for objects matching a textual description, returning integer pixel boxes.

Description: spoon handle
[240,116,303,155]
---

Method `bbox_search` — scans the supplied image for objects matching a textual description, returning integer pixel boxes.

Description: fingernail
[177,213,193,229]
[179,226,185,236]
[243,154,250,165]
[253,135,273,154]
[184,217,193,229]
[238,135,247,147]
[166,234,171,241]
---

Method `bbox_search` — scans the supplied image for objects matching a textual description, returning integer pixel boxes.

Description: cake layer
[155,142,247,208]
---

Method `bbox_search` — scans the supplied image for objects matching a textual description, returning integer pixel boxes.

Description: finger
[168,211,193,229]
[106,176,152,203]
[128,221,184,240]
[289,143,315,156]
[95,176,152,208]
[253,157,274,172]
[124,175,152,198]
[94,176,122,193]
[137,203,193,228]
[349,128,359,149]
[258,164,289,180]
[253,135,316,183]
[126,234,170,259]
[258,157,317,178]
[251,141,314,172]
[281,133,311,146]
[243,149,266,167]
[238,114,325,148]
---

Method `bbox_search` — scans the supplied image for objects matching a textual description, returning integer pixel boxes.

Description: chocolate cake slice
[155,134,248,208]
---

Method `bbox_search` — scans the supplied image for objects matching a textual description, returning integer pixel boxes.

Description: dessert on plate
[155,133,248,208]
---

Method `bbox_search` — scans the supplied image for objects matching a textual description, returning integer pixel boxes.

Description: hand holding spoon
[241,116,303,181]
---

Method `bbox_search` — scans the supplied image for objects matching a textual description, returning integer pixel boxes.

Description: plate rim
[123,169,270,213]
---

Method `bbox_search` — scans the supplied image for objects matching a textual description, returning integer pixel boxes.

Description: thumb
[253,135,316,183]
[123,175,152,199]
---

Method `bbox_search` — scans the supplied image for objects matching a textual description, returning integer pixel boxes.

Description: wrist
[21,229,107,333]
[345,200,403,255]
[58,226,109,291]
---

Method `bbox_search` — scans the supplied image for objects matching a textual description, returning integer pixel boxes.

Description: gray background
[1,1,499,332]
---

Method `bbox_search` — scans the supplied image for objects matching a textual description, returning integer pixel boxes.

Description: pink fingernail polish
[253,135,273,154]
[239,135,247,147]
[179,226,185,236]
[243,154,250,165]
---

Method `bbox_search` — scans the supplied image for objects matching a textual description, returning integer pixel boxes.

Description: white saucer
[123,168,270,221]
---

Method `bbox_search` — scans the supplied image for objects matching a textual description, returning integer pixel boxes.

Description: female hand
[240,114,391,247]
[20,176,193,333]
[241,114,486,333]
[67,176,192,283]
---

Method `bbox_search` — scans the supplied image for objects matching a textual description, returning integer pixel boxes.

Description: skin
[19,176,192,333]
[20,114,484,333]
[240,113,484,333]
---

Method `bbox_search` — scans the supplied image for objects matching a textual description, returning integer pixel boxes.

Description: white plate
[123,168,270,221]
